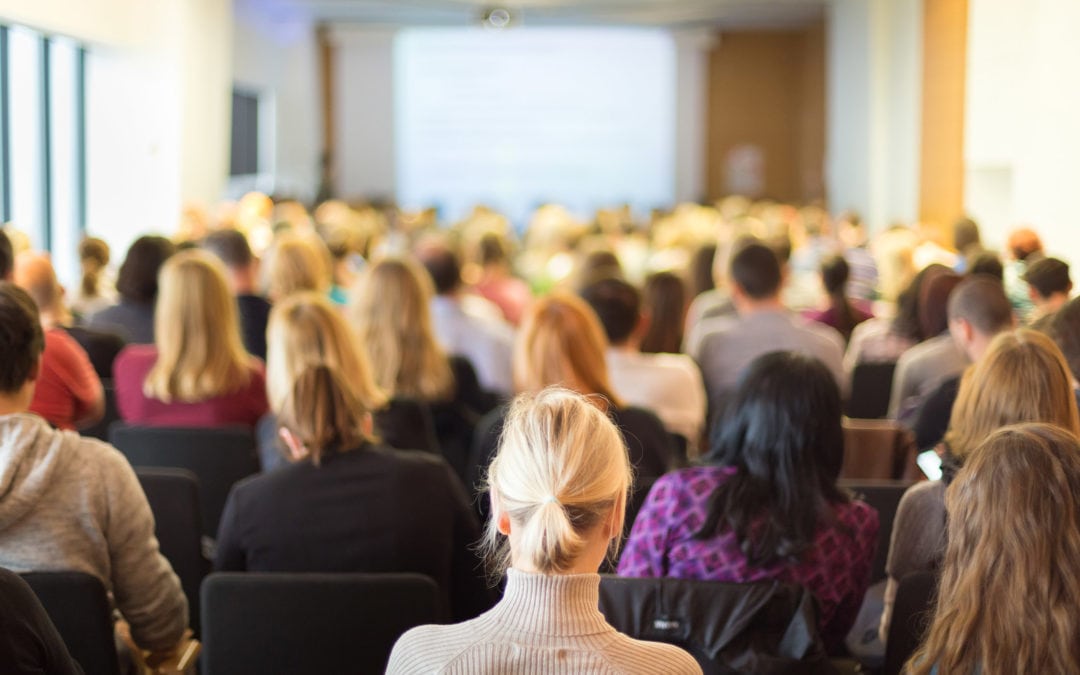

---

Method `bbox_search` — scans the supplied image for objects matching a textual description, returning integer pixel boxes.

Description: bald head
[13,252,62,315]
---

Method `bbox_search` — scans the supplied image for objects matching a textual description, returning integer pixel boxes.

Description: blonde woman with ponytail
[387,387,701,675]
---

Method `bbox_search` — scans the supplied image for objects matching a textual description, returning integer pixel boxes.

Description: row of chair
[20,568,938,675]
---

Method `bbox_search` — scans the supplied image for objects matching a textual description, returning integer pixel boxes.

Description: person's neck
[39,306,69,329]
[0,390,32,416]
[735,295,785,316]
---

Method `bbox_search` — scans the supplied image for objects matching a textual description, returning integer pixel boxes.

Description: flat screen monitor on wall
[394,28,676,226]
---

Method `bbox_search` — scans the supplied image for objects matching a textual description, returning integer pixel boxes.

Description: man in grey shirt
[690,242,846,415]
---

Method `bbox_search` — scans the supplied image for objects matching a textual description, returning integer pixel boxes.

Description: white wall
[231,1,321,201]
[826,0,921,232]
[672,28,715,204]
[966,0,1080,260]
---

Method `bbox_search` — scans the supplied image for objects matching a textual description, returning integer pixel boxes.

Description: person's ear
[497,511,512,536]
[278,427,308,461]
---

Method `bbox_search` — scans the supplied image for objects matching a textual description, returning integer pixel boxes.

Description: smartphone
[917,449,943,481]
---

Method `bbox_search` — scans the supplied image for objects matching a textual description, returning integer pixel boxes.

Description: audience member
[201,228,272,360]
[911,275,1015,450]
[619,351,878,653]
[261,232,332,302]
[837,212,878,302]
[1024,256,1071,329]
[13,253,105,430]
[473,231,532,326]
[113,250,268,427]
[580,276,705,453]
[843,264,934,374]
[0,567,81,674]
[0,282,188,658]
[639,271,688,354]
[416,241,516,396]
[259,292,438,470]
[688,242,845,413]
[322,224,366,305]
[804,254,872,343]
[86,235,175,343]
[881,328,1080,639]
[1048,295,1080,384]
[469,293,674,500]
[887,266,967,421]
[69,237,116,318]
[908,424,1080,674]
[951,216,984,274]
[216,365,492,621]
[349,257,491,479]
[1003,227,1044,323]
[388,387,701,675]
[968,250,1003,281]
[686,243,717,303]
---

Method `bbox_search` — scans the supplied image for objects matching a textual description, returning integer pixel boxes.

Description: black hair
[115,235,176,304]
[0,282,45,393]
[968,251,1003,281]
[729,242,781,300]
[418,245,461,295]
[579,277,640,346]
[695,351,848,567]
[640,271,687,355]
[820,255,860,341]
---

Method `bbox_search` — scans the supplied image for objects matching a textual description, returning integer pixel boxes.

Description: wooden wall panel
[919,0,968,236]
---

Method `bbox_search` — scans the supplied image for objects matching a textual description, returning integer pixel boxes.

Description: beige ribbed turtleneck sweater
[386,568,701,674]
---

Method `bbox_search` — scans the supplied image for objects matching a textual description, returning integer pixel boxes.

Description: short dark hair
[730,242,781,299]
[202,229,254,268]
[417,246,461,295]
[697,351,847,567]
[1024,257,1071,299]
[116,236,176,303]
[0,282,44,393]
[0,230,12,280]
[820,255,850,296]
[1049,297,1080,382]
[969,252,1003,281]
[579,277,640,346]
[948,275,1014,336]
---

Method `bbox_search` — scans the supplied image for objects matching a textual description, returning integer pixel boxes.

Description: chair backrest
[136,467,209,636]
[883,571,938,675]
[200,572,441,675]
[21,571,121,675]
[109,423,260,538]
[81,381,120,442]
[597,576,834,675]
[846,362,897,420]
[841,418,916,481]
[838,480,913,584]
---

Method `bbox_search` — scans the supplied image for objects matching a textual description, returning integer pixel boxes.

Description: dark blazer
[236,294,271,361]
[215,443,493,620]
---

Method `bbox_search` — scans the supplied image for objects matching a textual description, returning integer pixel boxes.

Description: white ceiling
[275,0,826,29]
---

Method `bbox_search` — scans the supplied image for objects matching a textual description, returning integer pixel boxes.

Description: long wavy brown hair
[909,423,1080,674]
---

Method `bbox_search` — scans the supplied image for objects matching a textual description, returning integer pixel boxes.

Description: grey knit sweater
[387,568,702,674]
[0,413,188,651]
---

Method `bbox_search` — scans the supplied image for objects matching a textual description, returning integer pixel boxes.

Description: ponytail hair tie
[542,494,560,505]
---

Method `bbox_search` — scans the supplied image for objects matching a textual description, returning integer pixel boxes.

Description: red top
[113,344,269,428]
[30,328,102,430]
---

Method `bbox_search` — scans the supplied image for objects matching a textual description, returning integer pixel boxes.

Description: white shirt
[606,348,707,455]
[430,295,516,395]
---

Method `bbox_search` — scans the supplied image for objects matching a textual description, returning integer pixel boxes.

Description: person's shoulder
[386,621,483,674]
[116,343,157,364]
[792,313,845,351]
[838,495,881,531]
[606,634,702,674]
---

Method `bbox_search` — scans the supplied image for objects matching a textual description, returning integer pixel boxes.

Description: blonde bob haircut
[513,292,622,407]
[484,386,632,575]
[944,328,1080,462]
[262,232,332,301]
[144,250,252,403]
[265,291,387,414]
[347,257,454,401]
[909,423,1080,675]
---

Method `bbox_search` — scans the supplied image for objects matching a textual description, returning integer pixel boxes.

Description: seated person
[215,365,491,621]
[908,424,1080,674]
[202,228,272,360]
[259,292,438,470]
[13,253,105,430]
[1024,256,1071,330]
[113,250,268,427]
[0,282,188,659]
[86,235,176,344]
[387,387,701,675]
[580,276,706,454]
[619,351,879,653]
[469,293,674,504]
[882,329,1080,640]
[804,255,872,344]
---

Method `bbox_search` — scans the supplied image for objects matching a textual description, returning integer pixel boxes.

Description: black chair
[598,576,834,674]
[883,571,938,675]
[21,571,121,675]
[136,467,210,636]
[846,362,897,420]
[80,381,120,442]
[838,480,913,583]
[200,572,441,675]
[109,423,259,538]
